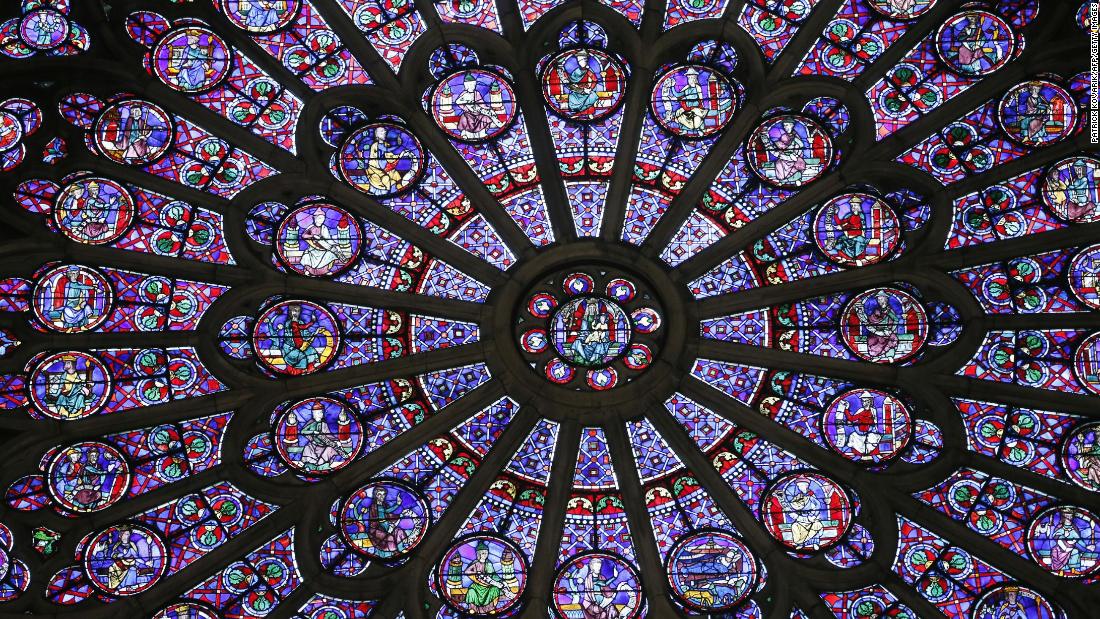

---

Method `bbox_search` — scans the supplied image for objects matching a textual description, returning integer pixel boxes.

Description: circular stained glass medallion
[274,396,363,475]
[339,480,430,561]
[998,80,1077,147]
[46,441,131,513]
[812,193,901,267]
[53,177,136,245]
[822,388,912,463]
[31,264,113,333]
[761,472,852,551]
[27,351,112,420]
[746,115,832,188]
[542,48,626,122]
[219,0,301,33]
[274,203,363,277]
[840,287,929,363]
[550,297,632,367]
[972,585,1057,619]
[650,64,735,138]
[431,69,517,141]
[436,534,528,615]
[666,531,757,612]
[1043,156,1100,224]
[338,123,424,197]
[83,524,168,596]
[152,27,233,93]
[94,99,173,165]
[251,300,341,376]
[552,552,644,619]
[936,11,1015,76]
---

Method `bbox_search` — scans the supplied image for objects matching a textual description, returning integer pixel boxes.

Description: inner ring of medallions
[484,242,691,416]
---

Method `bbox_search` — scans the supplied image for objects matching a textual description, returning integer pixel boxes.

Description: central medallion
[516,269,663,391]
[550,296,632,367]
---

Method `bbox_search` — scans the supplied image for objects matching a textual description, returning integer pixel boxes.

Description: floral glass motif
[0,2,1094,619]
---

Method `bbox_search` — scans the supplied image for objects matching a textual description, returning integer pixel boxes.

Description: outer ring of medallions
[482,241,693,424]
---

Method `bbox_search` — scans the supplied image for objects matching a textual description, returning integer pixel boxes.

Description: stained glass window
[0,1,1094,618]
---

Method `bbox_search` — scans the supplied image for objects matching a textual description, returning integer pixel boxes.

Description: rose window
[0,2,1094,619]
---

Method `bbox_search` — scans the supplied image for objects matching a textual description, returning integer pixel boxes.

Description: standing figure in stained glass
[781,481,825,548]
[46,355,95,419]
[101,103,157,162]
[0,113,21,148]
[30,12,66,48]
